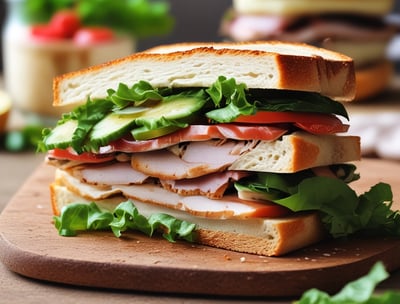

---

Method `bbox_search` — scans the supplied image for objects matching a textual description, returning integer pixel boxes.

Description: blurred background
[0,0,232,62]
[0,0,399,157]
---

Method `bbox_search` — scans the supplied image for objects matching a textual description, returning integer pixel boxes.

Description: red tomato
[49,10,81,38]
[247,201,291,218]
[234,111,349,134]
[31,24,64,40]
[48,148,114,163]
[73,27,114,45]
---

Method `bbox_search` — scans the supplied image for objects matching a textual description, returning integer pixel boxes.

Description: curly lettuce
[54,200,197,242]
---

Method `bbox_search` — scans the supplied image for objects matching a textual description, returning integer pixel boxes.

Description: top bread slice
[53,41,355,107]
[232,0,394,16]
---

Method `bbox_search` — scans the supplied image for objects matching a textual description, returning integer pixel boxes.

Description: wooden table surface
[0,78,399,303]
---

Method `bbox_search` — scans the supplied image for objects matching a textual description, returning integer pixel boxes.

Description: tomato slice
[246,200,291,218]
[48,148,114,163]
[234,111,349,134]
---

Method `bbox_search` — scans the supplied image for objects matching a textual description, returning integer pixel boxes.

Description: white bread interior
[233,0,394,16]
[230,132,361,173]
[50,183,326,256]
[53,41,355,107]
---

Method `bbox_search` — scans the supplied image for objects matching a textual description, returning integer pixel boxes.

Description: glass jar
[2,0,136,118]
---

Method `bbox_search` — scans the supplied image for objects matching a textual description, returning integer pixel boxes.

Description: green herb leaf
[296,261,400,304]
[53,200,197,242]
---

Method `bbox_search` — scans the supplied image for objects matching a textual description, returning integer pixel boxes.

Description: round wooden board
[0,159,400,297]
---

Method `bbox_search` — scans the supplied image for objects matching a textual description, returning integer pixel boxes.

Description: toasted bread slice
[230,132,360,173]
[355,61,394,101]
[233,0,394,16]
[53,41,355,107]
[50,183,326,256]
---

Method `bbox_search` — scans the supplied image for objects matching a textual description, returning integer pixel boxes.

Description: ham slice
[105,124,287,153]
[161,171,250,199]
[131,140,245,180]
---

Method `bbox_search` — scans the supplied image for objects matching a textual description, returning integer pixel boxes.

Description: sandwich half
[40,41,394,256]
[221,0,397,100]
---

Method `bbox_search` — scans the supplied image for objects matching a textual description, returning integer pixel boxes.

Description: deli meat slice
[67,162,149,186]
[227,15,395,42]
[57,169,290,219]
[161,171,250,199]
[105,124,287,153]
[131,140,245,180]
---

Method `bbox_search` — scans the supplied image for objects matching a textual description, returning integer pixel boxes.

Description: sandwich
[39,41,398,256]
[220,0,397,100]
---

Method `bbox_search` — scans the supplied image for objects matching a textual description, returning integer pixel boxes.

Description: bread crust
[50,183,326,256]
[53,41,355,107]
[354,61,394,101]
[230,132,361,173]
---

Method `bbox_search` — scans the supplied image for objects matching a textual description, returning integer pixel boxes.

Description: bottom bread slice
[50,183,326,256]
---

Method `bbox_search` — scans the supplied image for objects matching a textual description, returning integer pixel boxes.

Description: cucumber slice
[89,95,206,145]
[89,113,139,146]
[136,96,206,122]
[113,106,148,115]
[132,124,183,141]
[42,119,78,149]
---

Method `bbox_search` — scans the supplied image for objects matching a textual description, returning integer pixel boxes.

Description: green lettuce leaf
[296,261,400,304]
[53,200,197,242]
[205,76,349,122]
[252,90,349,119]
[205,76,256,122]
[107,81,165,108]
[236,167,398,238]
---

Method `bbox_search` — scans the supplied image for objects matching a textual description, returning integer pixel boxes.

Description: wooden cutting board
[1,159,400,297]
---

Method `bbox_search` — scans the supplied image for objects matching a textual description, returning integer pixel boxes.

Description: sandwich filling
[40,75,398,246]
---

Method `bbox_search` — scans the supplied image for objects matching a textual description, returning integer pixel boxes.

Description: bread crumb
[240,257,246,263]
[224,254,232,261]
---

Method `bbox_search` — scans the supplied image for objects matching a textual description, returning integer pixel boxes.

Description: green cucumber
[89,113,141,146]
[132,122,185,141]
[42,119,78,150]
[135,95,206,122]
[87,95,206,145]
[131,96,205,140]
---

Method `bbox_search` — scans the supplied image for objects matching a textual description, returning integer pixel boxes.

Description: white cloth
[348,112,400,159]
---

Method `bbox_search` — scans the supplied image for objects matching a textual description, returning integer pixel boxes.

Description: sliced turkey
[66,162,149,186]
[160,171,250,199]
[56,169,290,219]
[131,140,245,180]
